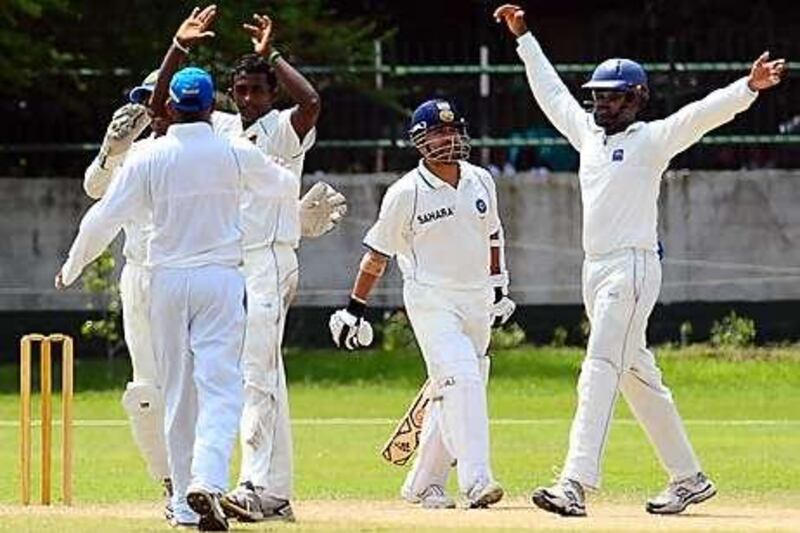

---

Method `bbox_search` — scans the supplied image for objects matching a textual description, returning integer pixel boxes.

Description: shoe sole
[646,484,717,515]
[219,495,263,522]
[531,489,586,517]
[468,485,504,509]
[186,490,229,531]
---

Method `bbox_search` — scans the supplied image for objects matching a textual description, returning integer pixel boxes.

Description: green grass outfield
[1,345,798,509]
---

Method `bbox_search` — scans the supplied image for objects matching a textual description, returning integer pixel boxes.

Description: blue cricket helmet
[582,58,648,91]
[408,99,470,162]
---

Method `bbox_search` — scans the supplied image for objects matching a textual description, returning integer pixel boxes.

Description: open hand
[493,4,528,37]
[243,13,273,56]
[175,5,218,49]
[747,51,787,91]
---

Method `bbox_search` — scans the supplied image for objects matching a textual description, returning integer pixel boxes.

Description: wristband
[267,49,282,66]
[172,36,190,55]
[346,297,367,318]
[494,287,504,303]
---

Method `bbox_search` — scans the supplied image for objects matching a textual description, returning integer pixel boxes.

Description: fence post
[479,45,490,167]
[374,39,385,172]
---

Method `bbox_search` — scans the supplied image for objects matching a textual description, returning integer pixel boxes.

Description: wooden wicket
[19,333,74,505]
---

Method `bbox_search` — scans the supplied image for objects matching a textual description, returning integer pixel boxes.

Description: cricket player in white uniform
[495,4,786,517]
[57,67,297,531]
[328,99,516,509]
[149,9,346,523]
[82,70,174,511]
[208,14,346,521]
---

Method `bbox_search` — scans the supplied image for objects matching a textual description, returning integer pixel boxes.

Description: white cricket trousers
[402,281,495,496]
[237,244,298,498]
[120,263,157,384]
[562,248,700,488]
[119,262,169,480]
[150,265,246,523]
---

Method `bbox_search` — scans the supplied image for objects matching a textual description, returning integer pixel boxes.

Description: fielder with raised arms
[148,6,346,523]
[58,65,298,530]
[329,99,515,509]
[494,3,786,518]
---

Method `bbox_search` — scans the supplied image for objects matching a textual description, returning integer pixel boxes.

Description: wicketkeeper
[329,98,515,509]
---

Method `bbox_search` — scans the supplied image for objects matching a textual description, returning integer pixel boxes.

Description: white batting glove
[490,272,516,327]
[300,181,348,239]
[329,307,373,350]
[100,103,151,159]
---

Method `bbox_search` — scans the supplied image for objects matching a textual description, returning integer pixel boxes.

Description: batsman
[329,98,515,509]
[495,3,786,518]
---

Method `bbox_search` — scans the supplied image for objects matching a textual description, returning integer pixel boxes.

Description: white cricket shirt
[83,137,155,266]
[516,32,759,256]
[212,108,316,249]
[61,122,295,286]
[363,160,501,291]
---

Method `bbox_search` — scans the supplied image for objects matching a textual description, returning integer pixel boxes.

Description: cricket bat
[380,379,431,466]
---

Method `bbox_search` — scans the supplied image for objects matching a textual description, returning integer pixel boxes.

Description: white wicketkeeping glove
[100,103,151,159]
[329,308,374,350]
[300,181,348,239]
[490,272,516,327]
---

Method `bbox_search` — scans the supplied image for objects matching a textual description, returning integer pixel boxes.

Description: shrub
[710,311,756,348]
[380,310,417,352]
[491,323,527,351]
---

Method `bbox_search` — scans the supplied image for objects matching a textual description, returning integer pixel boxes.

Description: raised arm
[244,13,321,140]
[653,51,786,158]
[494,4,588,150]
[149,5,218,120]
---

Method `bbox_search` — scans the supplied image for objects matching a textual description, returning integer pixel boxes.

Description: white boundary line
[0,418,798,428]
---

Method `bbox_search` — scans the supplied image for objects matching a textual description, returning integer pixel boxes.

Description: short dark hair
[230,54,278,91]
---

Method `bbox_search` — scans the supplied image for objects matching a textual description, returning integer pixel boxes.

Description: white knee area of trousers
[436,372,492,494]
[121,381,169,480]
[120,263,159,384]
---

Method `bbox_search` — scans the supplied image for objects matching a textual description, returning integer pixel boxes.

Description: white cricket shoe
[221,481,295,522]
[466,480,504,509]
[186,485,229,531]
[646,472,717,515]
[531,478,586,517]
[402,484,456,509]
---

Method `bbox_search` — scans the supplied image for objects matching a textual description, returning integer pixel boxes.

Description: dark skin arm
[245,13,321,140]
[351,250,389,303]
[149,5,218,119]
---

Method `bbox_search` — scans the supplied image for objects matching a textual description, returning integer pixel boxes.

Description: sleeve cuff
[736,76,759,99]
[362,241,392,259]
[515,31,536,53]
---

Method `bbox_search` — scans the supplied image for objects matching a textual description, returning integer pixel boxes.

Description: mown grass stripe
[1,418,798,427]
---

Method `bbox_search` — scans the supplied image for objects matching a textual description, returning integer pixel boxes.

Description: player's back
[140,122,243,269]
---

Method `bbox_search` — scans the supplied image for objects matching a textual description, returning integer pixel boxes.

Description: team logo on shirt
[475,198,487,214]
[612,149,624,162]
[417,206,454,225]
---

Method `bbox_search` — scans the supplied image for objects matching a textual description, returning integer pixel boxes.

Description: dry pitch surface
[2,499,798,532]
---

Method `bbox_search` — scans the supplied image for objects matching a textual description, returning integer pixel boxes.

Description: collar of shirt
[415,159,473,190]
[589,118,645,136]
[167,121,214,139]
